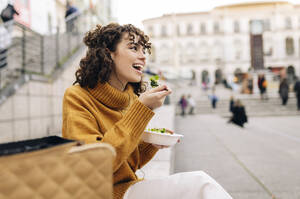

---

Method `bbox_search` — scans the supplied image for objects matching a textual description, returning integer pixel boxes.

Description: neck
[108,73,127,91]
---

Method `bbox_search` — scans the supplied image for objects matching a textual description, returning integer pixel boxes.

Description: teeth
[133,64,144,70]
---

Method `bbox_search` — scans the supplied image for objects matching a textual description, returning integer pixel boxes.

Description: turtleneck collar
[88,82,134,109]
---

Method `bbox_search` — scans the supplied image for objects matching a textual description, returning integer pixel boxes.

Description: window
[187,24,193,35]
[264,37,273,56]
[185,42,197,63]
[212,41,223,60]
[263,19,271,31]
[176,25,181,36]
[178,44,185,64]
[213,22,220,33]
[147,26,153,37]
[285,17,292,29]
[234,40,242,60]
[200,23,206,34]
[160,44,170,63]
[150,45,156,62]
[199,42,209,61]
[234,20,240,33]
[286,37,294,55]
[161,25,167,37]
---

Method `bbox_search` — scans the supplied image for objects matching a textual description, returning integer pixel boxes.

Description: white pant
[124,171,233,199]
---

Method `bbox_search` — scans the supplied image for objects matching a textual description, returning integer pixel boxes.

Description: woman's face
[110,33,146,89]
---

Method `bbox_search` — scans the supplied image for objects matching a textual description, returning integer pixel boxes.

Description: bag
[1,5,13,21]
[0,136,116,199]
[262,80,267,88]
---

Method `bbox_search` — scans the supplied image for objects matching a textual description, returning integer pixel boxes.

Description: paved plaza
[173,114,300,199]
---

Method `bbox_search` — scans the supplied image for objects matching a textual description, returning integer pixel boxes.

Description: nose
[138,49,146,61]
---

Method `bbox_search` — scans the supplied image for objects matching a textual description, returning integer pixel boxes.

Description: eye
[130,46,138,51]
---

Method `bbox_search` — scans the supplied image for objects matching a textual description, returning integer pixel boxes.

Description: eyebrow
[127,41,138,46]
[127,40,147,52]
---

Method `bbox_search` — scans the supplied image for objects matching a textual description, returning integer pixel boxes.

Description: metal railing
[0,10,91,97]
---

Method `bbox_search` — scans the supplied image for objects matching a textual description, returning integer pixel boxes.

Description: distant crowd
[178,73,300,129]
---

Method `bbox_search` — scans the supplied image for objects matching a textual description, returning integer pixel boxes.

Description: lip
[133,67,143,75]
[133,63,145,67]
[132,63,145,73]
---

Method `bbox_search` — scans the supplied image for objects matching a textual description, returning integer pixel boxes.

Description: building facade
[143,1,300,86]
[1,0,115,34]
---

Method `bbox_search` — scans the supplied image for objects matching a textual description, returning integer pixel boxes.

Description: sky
[114,0,300,29]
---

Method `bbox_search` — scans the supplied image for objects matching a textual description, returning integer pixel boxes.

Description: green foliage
[150,75,159,88]
[148,128,166,133]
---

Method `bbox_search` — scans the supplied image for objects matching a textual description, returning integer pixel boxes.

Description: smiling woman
[62,23,172,199]
[73,23,151,94]
[62,23,231,199]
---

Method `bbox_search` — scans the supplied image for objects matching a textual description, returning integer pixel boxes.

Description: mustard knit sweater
[62,82,158,199]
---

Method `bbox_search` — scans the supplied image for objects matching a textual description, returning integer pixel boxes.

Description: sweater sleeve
[102,100,155,172]
[138,141,158,169]
[62,87,155,173]
[62,90,101,143]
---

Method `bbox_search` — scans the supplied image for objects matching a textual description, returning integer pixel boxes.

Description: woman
[62,23,232,199]
[258,74,267,100]
[178,94,187,116]
[230,99,248,128]
[279,78,289,105]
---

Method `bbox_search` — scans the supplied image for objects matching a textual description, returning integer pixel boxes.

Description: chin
[128,76,142,83]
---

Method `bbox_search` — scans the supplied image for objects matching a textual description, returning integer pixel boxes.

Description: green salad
[147,128,172,134]
[150,75,159,88]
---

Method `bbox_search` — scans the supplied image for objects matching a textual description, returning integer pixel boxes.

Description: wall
[143,2,300,84]
[0,48,85,143]
[30,0,57,34]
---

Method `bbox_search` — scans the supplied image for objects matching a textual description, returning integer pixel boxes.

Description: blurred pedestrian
[258,74,268,100]
[187,94,195,115]
[247,75,253,94]
[279,78,289,105]
[209,88,218,109]
[202,81,208,91]
[294,77,300,110]
[65,1,79,33]
[229,96,235,113]
[229,99,248,128]
[179,95,188,116]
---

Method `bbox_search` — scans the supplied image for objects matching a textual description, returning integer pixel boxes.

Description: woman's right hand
[138,85,172,110]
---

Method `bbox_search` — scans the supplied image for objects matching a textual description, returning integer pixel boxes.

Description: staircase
[194,96,299,117]
[0,14,88,105]
[171,82,300,117]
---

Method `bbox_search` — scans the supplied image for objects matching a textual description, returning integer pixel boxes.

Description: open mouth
[132,64,144,71]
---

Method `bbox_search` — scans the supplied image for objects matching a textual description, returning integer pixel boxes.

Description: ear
[110,52,115,61]
[108,48,115,61]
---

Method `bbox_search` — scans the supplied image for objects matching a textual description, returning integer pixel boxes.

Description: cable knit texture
[62,82,158,199]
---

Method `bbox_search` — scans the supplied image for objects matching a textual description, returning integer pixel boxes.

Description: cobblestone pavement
[173,114,300,199]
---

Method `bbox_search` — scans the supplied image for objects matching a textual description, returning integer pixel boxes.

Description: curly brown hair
[73,23,151,95]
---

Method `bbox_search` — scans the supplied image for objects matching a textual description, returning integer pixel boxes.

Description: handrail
[0,10,92,103]
[14,21,41,36]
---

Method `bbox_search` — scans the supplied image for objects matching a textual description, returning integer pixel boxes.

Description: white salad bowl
[141,131,183,146]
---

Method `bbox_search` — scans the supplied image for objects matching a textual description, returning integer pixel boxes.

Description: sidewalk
[174,114,300,199]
